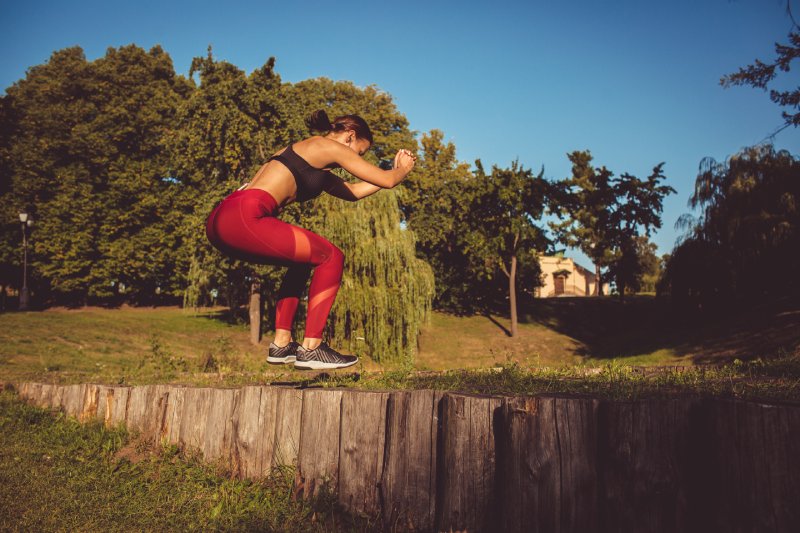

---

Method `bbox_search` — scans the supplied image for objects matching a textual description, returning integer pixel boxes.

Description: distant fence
[12,382,800,532]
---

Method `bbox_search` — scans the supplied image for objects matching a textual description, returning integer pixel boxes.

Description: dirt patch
[113,434,159,465]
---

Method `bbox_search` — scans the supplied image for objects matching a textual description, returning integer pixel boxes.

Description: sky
[1,0,798,266]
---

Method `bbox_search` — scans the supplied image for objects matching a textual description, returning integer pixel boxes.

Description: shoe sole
[294,359,358,370]
[267,355,296,364]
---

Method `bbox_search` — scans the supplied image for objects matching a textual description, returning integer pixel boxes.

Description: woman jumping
[205,110,416,369]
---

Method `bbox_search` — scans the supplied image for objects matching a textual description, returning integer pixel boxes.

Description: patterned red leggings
[205,189,343,338]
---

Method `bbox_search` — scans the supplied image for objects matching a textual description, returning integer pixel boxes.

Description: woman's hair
[306,109,374,145]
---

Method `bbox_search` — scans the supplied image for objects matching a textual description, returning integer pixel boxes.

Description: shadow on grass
[496,294,800,364]
[195,306,251,327]
[483,314,512,337]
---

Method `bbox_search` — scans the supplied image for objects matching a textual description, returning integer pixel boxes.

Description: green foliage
[467,160,548,284]
[550,151,674,297]
[399,129,480,312]
[549,151,618,292]
[721,30,800,130]
[303,189,434,363]
[606,163,675,297]
[401,131,549,315]
[0,45,192,303]
[662,144,800,308]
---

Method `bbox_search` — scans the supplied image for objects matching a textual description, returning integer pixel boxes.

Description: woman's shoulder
[294,136,345,164]
[297,135,338,150]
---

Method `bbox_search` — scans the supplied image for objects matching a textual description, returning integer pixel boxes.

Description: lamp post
[19,212,33,311]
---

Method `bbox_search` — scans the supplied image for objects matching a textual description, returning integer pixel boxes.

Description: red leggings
[205,189,343,338]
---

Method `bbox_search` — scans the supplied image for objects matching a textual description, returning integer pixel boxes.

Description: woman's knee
[328,244,344,268]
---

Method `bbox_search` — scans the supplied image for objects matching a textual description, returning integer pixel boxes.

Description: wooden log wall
[12,382,800,533]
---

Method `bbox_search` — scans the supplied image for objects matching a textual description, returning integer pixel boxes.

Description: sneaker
[294,342,358,370]
[267,341,300,364]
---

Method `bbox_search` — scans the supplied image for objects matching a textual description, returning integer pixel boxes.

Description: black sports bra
[268,143,333,202]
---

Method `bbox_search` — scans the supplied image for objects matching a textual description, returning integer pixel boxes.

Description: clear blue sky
[1,0,798,265]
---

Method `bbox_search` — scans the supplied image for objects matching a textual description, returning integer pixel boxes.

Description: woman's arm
[320,139,415,188]
[324,176,383,202]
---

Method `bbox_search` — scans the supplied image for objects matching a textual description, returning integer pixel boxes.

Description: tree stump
[202,388,239,463]
[338,390,390,516]
[178,387,213,454]
[379,389,444,532]
[61,384,86,418]
[38,383,55,409]
[597,398,697,533]
[80,384,100,422]
[161,385,187,445]
[105,386,131,428]
[700,399,800,532]
[297,388,343,498]
[125,384,170,439]
[436,392,504,533]
[51,385,65,412]
[501,395,599,533]
[272,387,303,467]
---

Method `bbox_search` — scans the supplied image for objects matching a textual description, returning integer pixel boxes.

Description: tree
[466,160,548,337]
[662,145,800,308]
[0,45,191,304]
[721,12,799,133]
[549,151,616,295]
[399,129,478,313]
[606,164,674,299]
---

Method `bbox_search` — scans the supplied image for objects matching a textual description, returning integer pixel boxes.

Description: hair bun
[306,109,333,132]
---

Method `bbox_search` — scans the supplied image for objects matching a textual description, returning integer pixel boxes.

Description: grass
[308,355,800,402]
[0,390,373,532]
[0,298,798,401]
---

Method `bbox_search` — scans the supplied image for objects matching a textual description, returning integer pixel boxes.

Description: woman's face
[345,131,371,157]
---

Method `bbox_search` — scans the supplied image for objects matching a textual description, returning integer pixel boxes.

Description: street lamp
[19,212,33,310]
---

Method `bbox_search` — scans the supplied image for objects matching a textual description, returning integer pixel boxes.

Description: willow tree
[299,189,434,363]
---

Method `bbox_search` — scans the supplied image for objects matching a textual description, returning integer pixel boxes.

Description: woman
[205,110,416,370]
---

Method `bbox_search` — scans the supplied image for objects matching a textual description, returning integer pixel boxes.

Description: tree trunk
[594,263,601,296]
[509,254,518,337]
[249,277,261,345]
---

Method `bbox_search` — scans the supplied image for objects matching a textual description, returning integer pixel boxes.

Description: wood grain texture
[106,386,131,428]
[338,390,390,516]
[598,398,696,533]
[178,387,212,454]
[81,384,102,422]
[161,385,186,445]
[232,385,280,479]
[125,384,170,440]
[379,389,444,532]
[297,388,343,498]
[202,388,239,463]
[436,392,504,533]
[272,387,303,467]
[701,399,800,533]
[38,383,55,409]
[61,384,86,418]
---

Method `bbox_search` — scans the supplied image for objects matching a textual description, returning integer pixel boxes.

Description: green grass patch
[1,301,798,399]
[290,353,800,403]
[0,391,373,532]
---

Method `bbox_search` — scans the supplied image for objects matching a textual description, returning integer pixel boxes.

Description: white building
[535,255,610,297]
